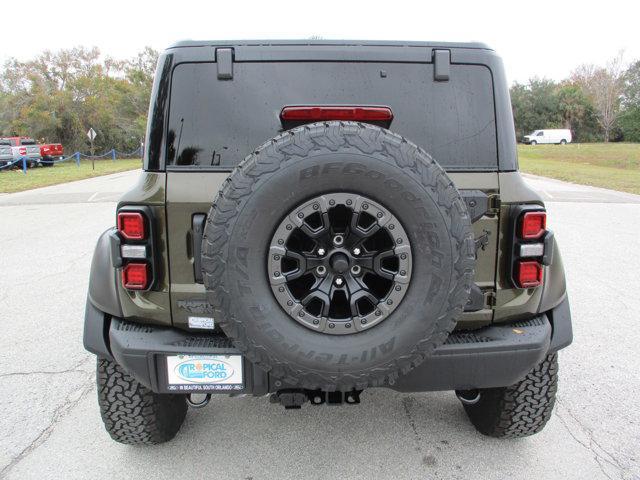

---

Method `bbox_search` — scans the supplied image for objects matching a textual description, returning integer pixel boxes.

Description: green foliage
[556,83,601,142]
[511,78,600,142]
[623,60,640,108]
[0,46,158,153]
[619,107,640,142]
[510,79,560,140]
[511,55,640,143]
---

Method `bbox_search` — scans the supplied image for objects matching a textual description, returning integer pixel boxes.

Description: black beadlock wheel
[267,192,412,335]
[201,121,475,390]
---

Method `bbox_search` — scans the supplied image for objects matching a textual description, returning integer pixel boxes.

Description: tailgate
[163,60,500,330]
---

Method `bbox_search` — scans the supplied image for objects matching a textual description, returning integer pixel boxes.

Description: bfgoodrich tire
[459,353,559,438]
[97,358,187,445]
[201,122,475,391]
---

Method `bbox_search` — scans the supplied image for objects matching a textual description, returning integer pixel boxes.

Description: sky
[1,0,639,84]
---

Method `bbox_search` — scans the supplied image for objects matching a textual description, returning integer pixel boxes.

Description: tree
[618,60,640,142]
[571,52,626,142]
[622,60,640,108]
[0,46,158,153]
[510,78,562,140]
[556,83,600,142]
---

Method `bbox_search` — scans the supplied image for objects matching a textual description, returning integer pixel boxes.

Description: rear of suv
[83,40,572,445]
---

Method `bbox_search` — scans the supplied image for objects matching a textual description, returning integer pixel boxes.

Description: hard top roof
[168,39,492,50]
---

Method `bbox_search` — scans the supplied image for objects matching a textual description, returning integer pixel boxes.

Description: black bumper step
[104,314,552,394]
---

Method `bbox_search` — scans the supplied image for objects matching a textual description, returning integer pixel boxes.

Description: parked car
[523,129,572,145]
[40,142,64,166]
[2,136,42,167]
[84,40,572,445]
[0,139,13,167]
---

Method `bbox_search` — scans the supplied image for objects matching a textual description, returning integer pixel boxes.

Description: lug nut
[316,265,327,276]
[352,247,361,256]
[334,276,344,287]
[333,235,344,247]
[317,248,326,256]
[350,265,361,276]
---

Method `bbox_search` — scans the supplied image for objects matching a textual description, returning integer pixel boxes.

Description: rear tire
[459,353,558,438]
[560,139,567,145]
[97,358,187,445]
[530,140,537,145]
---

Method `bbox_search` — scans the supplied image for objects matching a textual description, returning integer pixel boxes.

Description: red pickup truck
[40,142,64,165]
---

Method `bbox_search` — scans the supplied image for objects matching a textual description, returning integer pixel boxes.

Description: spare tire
[202,122,475,391]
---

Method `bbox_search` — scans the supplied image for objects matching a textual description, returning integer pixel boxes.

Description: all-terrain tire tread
[462,353,558,438]
[201,121,475,391]
[96,358,187,445]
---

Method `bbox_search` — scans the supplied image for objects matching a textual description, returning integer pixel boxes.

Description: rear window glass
[21,139,36,145]
[166,62,497,171]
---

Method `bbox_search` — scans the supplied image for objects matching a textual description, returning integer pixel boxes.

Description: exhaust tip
[456,389,481,405]
[186,393,211,409]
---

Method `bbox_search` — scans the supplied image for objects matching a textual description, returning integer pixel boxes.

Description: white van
[523,129,572,145]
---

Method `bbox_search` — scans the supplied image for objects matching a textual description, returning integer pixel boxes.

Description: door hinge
[488,194,501,215]
[433,49,451,82]
[484,291,497,309]
[216,48,234,80]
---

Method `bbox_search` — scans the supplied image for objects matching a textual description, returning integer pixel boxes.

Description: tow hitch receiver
[270,389,362,409]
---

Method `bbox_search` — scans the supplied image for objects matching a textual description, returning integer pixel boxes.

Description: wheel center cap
[330,252,350,273]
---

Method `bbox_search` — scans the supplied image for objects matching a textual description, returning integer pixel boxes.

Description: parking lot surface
[1,171,639,479]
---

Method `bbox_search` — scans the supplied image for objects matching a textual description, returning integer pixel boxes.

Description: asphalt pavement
[1,170,639,480]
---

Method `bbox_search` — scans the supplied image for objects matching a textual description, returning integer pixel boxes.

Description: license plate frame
[164,354,244,392]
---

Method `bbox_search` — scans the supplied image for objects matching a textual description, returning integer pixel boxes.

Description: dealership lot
[0,171,639,480]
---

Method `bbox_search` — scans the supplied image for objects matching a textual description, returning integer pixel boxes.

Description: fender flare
[83,228,123,360]
[88,228,123,317]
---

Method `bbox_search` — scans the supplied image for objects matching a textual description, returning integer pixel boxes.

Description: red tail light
[519,211,546,239]
[122,263,149,290]
[516,260,543,288]
[117,212,146,240]
[281,106,394,122]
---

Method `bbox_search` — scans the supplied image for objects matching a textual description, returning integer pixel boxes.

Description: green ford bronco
[83,40,572,444]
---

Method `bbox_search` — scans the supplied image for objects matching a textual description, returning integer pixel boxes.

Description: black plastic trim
[83,299,113,360]
[460,189,490,223]
[548,295,573,352]
[433,49,451,81]
[216,48,234,79]
[464,284,485,312]
[391,316,551,392]
[109,318,269,394]
[108,230,122,268]
[542,229,555,266]
[103,313,553,394]
[87,228,123,318]
[192,213,207,283]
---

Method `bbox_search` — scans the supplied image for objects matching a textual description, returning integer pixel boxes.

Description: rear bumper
[84,297,572,394]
